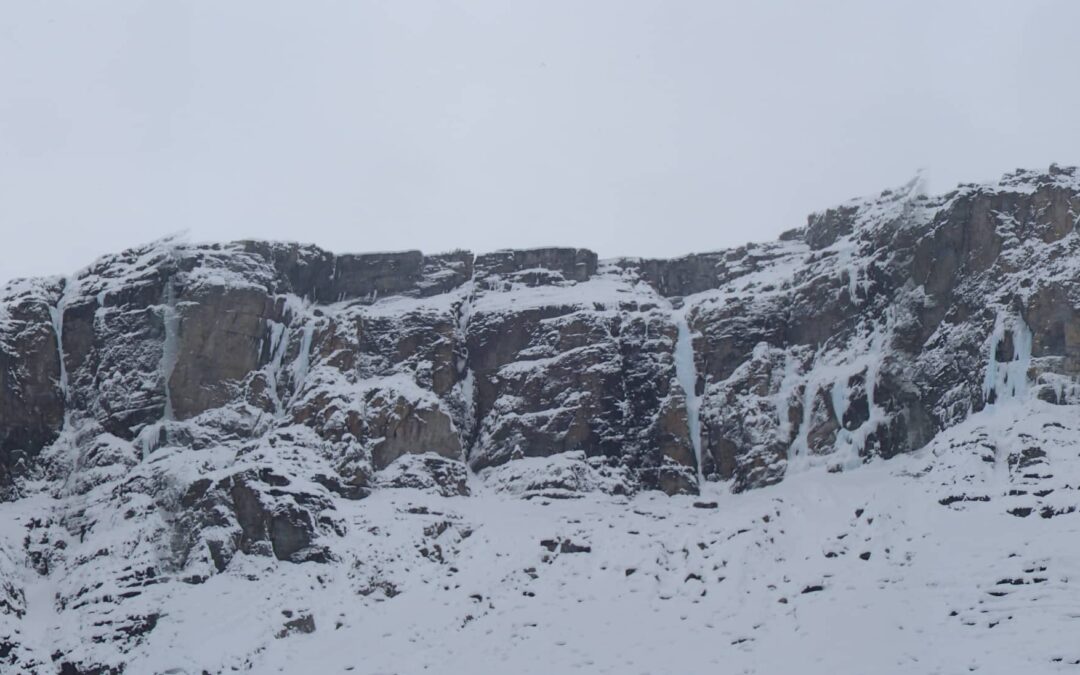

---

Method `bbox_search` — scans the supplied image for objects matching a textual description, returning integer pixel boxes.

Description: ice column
[673,306,704,482]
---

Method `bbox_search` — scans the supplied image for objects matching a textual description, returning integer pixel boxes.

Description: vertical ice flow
[983,312,1032,405]
[48,277,75,415]
[673,305,704,482]
[160,279,181,422]
[291,323,315,393]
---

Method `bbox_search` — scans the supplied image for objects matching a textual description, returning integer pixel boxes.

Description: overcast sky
[2,1,1079,282]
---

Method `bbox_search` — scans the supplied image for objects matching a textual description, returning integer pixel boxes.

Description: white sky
[2,1,1079,282]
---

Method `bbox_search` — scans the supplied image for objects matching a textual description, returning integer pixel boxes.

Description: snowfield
[4,399,1079,674]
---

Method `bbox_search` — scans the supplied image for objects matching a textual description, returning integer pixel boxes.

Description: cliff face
[2,166,1080,672]
[5,166,1080,498]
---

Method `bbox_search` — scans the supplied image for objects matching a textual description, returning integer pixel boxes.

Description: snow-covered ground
[4,399,1077,675]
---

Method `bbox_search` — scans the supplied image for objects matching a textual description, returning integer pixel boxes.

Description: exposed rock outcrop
[3,168,1080,503]
[0,279,64,497]
[1,168,1080,670]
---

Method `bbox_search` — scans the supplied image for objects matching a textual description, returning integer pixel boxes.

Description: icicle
[836,246,862,305]
[789,380,817,468]
[672,305,704,483]
[47,277,75,418]
[291,322,315,392]
[453,279,480,468]
[831,329,887,471]
[774,352,800,448]
[160,278,181,423]
[264,320,289,415]
[142,253,182,460]
[982,312,1032,405]
[830,376,849,428]
[455,280,475,376]
[787,323,888,473]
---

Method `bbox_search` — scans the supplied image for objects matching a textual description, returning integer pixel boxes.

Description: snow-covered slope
[3,398,1079,674]
[1,166,1080,673]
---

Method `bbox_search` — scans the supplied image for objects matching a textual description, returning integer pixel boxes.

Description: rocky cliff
[2,166,1080,673]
